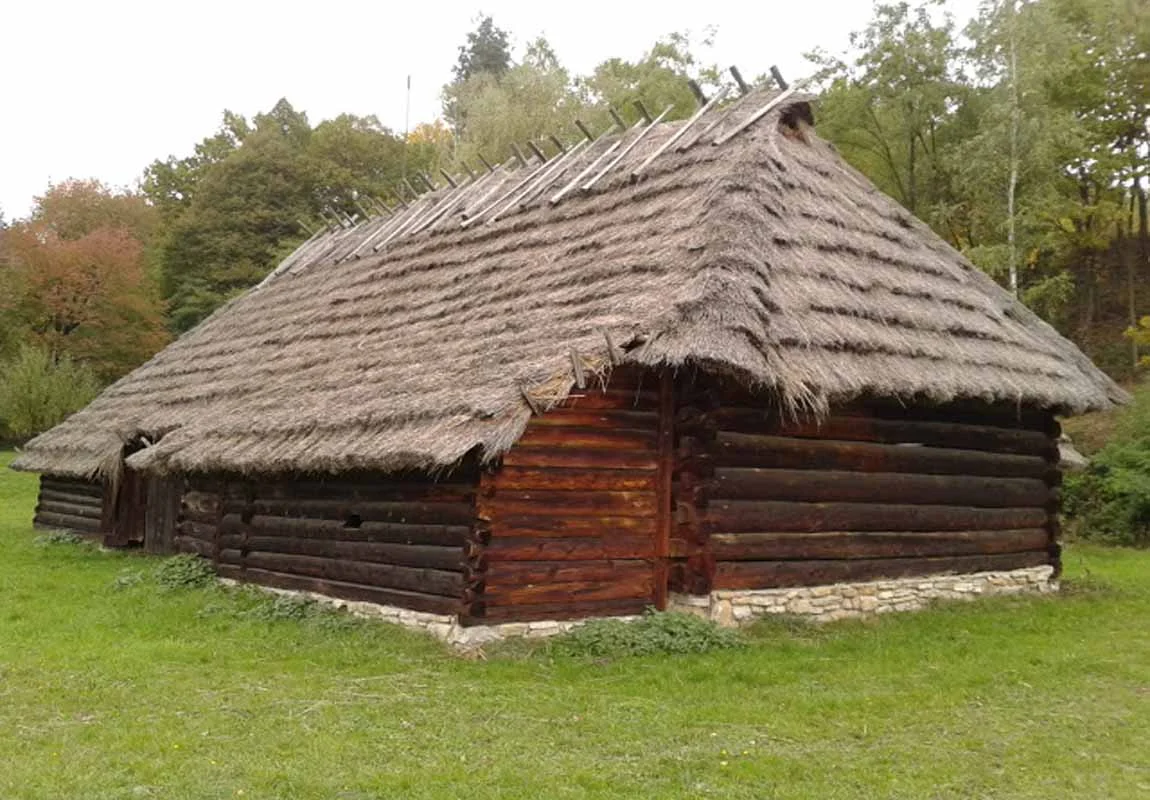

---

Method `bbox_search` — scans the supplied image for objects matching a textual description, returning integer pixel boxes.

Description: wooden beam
[708,529,1050,561]
[655,370,675,610]
[702,500,1048,535]
[708,468,1052,508]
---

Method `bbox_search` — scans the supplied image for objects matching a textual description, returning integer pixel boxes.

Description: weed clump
[33,530,85,547]
[154,554,216,590]
[548,609,743,658]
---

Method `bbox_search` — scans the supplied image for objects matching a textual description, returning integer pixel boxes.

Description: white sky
[0,0,981,220]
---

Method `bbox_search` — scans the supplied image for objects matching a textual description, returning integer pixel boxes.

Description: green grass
[2,451,1149,799]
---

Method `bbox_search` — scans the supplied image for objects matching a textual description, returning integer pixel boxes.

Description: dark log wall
[33,475,104,537]
[676,374,1062,592]
[175,469,479,615]
[469,367,667,623]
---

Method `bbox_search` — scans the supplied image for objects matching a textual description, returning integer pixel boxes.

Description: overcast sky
[0,0,982,220]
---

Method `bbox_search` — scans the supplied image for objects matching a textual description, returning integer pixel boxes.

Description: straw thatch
[12,88,1126,480]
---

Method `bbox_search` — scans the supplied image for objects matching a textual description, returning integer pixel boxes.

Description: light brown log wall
[176,469,479,615]
[33,475,104,537]
[470,367,663,623]
[676,376,1062,592]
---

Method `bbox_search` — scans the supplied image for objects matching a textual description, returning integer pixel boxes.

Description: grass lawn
[2,451,1149,799]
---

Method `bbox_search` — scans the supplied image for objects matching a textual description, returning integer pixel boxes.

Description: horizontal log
[688,408,1056,456]
[514,429,658,455]
[468,598,652,623]
[182,491,221,516]
[216,565,461,616]
[485,559,652,586]
[179,508,219,526]
[37,499,103,520]
[485,536,654,561]
[713,551,1052,589]
[704,500,1047,534]
[174,535,214,558]
[482,574,654,605]
[33,510,100,533]
[528,410,658,430]
[485,514,654,538]
[219,535,465,571]
[692,433,1054,480]
[709,529,1049,561]
[492,466,656,492]
[220,550,463,597]
[248,498,474,526]
[859,401,1052,432]
[176,520,217,541]
[555,390,659,411]
[709,468,1052,508]
[499,447,658,471]
[237,514,471,547]
[39,488,104,507]
[251,479,475,503]
[41,478,102,497]
[480,490,656,519]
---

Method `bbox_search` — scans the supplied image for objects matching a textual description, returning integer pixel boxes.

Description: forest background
[0,0,1146,441]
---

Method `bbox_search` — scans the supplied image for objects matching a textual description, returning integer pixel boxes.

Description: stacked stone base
[222,566,1056,647]
[217,578,636,648]
[670,566,1058,626]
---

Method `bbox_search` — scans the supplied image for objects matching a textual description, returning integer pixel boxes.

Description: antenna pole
[401,74,411,182]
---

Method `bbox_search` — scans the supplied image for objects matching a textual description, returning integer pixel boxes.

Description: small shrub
[548,609,743,659]
[1063,378,1150,547]
[33,529,85,547]
[0,343,101,439]
[154,554,216,590]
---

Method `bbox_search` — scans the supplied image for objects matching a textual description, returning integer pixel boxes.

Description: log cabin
[11,85,1127,638]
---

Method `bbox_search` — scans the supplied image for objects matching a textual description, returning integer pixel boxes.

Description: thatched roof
[13,87,1126,480]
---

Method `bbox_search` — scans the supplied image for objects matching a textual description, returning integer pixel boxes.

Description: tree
[807,2,964,219]
[447,37,585,168]
[0,182,167,379]
[453,14,512,83]
[445,14,513,139]
[152,99,438,331]
[580,31,722,127]
[157,104,325,331]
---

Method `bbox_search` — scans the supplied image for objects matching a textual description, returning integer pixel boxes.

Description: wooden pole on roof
[712,86,798,146]
[439,169,459,188]
[582,104,674,191]
[510,144,530,169]
[477,153,496,173]
[770,65,789,90]
[526,141,549,163]
[729,66,750,95]
[549,117,642,205]
[632,85,731,179]
[688,79,708,105]
[491,136,592,221]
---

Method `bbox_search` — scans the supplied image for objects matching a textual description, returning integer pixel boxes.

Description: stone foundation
[217,578,636,649]
[222,565,1056,647]
[670,565,1058,626]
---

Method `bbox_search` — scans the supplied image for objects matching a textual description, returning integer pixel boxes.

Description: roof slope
[13,88,1127,479]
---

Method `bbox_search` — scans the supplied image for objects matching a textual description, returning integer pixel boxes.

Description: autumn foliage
[0,180,168,381]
